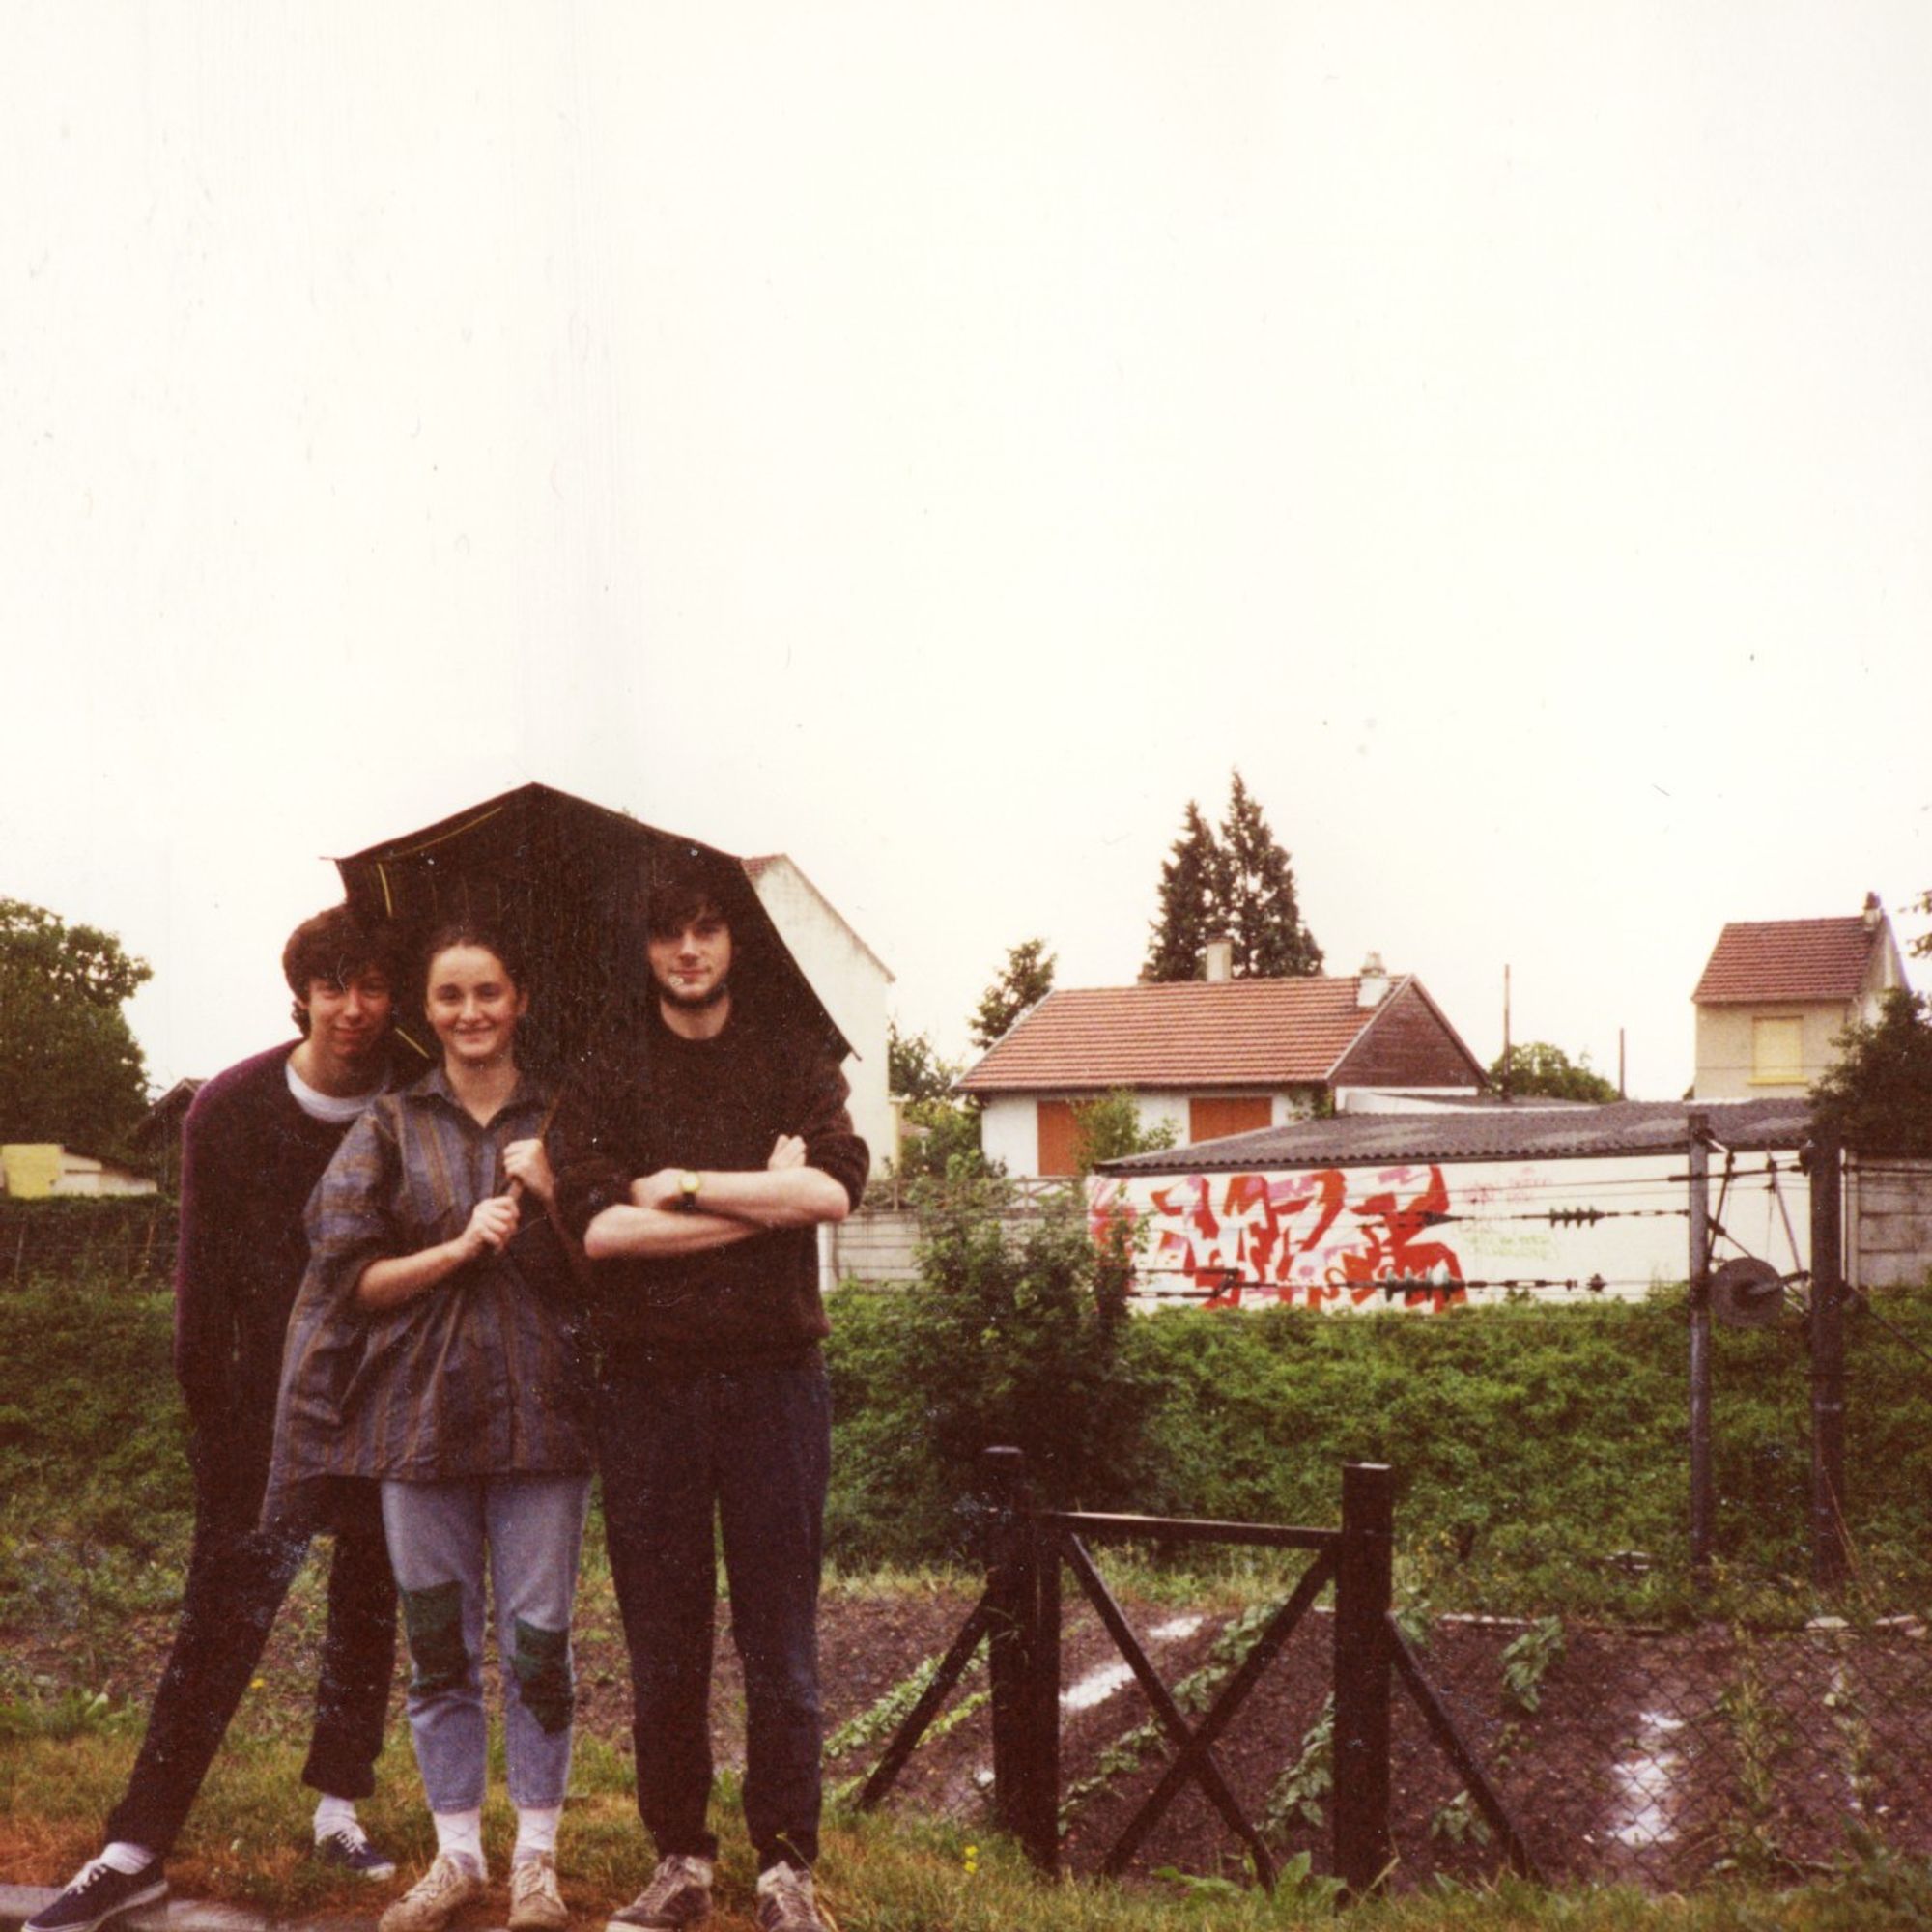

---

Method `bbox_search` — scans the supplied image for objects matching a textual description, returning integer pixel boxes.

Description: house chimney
[1358,951,1389,1008]
[1863,891,1883,930]
[1203,935,1234,983]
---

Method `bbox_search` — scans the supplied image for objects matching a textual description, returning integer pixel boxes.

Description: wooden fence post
[1333,1462,1394,1897]
[982,1446,1048,1859]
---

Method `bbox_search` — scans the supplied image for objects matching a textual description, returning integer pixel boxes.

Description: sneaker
[606,1853,713,1930]
[753,1865,828,1932]
[316,1823,399,1882]
[508,1855,569,1932]
[24,1858,167,1932]
[378,1853,486,1932]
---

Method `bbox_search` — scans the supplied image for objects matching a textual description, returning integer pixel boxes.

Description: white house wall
[980,1091,1293,1179]
[748,859,895,1173]
[1089,1151,1810,1313]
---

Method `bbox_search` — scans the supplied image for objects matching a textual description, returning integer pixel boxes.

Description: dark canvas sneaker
[606,1853,713,1929]
[316,1822,399,1882]
[753,1865,827,1932]
[24,1857,167,1932]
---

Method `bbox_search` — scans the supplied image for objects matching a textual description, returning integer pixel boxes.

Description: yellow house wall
[0,1145,64,1198]
[1692,1002,1852,1099]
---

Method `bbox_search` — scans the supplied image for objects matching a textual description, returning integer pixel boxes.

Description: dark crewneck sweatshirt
[556,1006,869,1374]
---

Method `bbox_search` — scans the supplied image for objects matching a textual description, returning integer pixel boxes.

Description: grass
[7,1720,1932,1932]
[8,1271,1932,1925]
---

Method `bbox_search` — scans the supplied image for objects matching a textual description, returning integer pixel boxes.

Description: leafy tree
[969,937,1056,1052]
[887,1021,957,1103]
[1910,889,1931,959]
[1071,1089,1179,1174]
[1142,772,1321,981]
[0,899,153,1153]
[1489,1041,1620,1103]
[1810,989,1932,1156]
[1142,800,1224,982]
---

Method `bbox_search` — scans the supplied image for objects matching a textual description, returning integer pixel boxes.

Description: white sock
[99,1844,156,1877]
[431,1809,485,1877]
[511,1805,560,1866]
[313,1794,359,1841]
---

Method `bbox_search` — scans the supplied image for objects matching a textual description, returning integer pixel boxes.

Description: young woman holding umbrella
[267,922,590,1932]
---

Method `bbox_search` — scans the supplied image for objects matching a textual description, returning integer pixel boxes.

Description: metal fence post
[1687,1113,1714,1584]
[1333,1462,1394,1896]
[1810,1134,1848,1589]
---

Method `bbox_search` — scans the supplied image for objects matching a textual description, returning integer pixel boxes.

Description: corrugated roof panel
[1098,1097,1813,1173]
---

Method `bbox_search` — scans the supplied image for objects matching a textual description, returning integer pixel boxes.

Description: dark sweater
[173,1043,380,1492]
[556,1008,869,1373]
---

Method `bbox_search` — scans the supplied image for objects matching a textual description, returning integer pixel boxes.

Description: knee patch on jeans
[401,1581,468,1698]
[511,1617,575,1736]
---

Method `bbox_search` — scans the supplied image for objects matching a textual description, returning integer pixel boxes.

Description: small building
[130,1078,204,1195]
[0,1144,159,1199]
[1091,1097,1811,1312]
[956,950,1487,1179]
[1691,895,1910,1100]
[743,854,895,1171]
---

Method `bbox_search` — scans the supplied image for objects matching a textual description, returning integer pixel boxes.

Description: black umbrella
[330,781,849,1085]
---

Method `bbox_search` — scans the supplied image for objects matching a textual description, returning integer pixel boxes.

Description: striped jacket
[263,1066,591,1528]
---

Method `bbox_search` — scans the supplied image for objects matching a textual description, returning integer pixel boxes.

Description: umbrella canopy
[331,782,850,1081]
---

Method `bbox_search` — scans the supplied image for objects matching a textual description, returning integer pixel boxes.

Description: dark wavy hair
[418,919,531,1000]
[282,905,407,1036]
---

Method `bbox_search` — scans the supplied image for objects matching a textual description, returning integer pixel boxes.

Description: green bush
[826,1264,1932,1615]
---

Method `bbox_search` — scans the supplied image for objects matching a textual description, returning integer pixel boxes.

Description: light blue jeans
[382,1473,592,1814]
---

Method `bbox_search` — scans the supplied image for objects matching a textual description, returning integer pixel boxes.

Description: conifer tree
[1218,770,1322,978]
[1142,800,1224,982]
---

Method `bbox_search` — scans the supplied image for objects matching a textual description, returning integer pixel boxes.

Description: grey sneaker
[606,1854,713,1930]
[378,1853,486,1932]
[753,1865,827,1932]
[508,1855,569,1932]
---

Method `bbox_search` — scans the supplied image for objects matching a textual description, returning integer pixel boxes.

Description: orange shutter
[1187,1096,1272,1144]
[1037,1100,1082,1177]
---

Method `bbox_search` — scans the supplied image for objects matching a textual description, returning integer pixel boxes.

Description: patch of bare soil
[12,1580,1932,1895]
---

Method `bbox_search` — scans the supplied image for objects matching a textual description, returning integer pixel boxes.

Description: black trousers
[105,1434,397,1857]
[596,1358,830,1872]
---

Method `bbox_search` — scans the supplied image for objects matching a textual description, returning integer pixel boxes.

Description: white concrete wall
[749,857,895,1179]
[1090,1149,1810,1312]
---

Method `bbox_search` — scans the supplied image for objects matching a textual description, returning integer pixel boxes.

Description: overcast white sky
[5,2,1928,1104]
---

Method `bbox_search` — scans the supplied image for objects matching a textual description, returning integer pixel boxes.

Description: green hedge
[825,1276,1932,1617]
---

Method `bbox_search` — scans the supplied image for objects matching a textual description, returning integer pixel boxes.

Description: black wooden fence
[859,1447,1540,1896]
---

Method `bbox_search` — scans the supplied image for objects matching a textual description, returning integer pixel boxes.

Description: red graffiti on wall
[1093,1165,1465,1312]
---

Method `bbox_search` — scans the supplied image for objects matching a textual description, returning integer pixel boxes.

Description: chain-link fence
[0,1201,177,1285]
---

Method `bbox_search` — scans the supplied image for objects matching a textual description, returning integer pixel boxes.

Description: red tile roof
[957,977,1413,1094]
[1692,918,1881,1006]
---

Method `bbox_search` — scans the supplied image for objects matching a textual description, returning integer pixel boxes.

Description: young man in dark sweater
[558,860,868,1932]
[28,907,408,1932]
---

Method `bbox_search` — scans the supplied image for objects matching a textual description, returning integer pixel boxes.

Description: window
[1188,1095,1273,1143]
[1751,1016,1804,1086]
[1037,1100,1081,1177]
